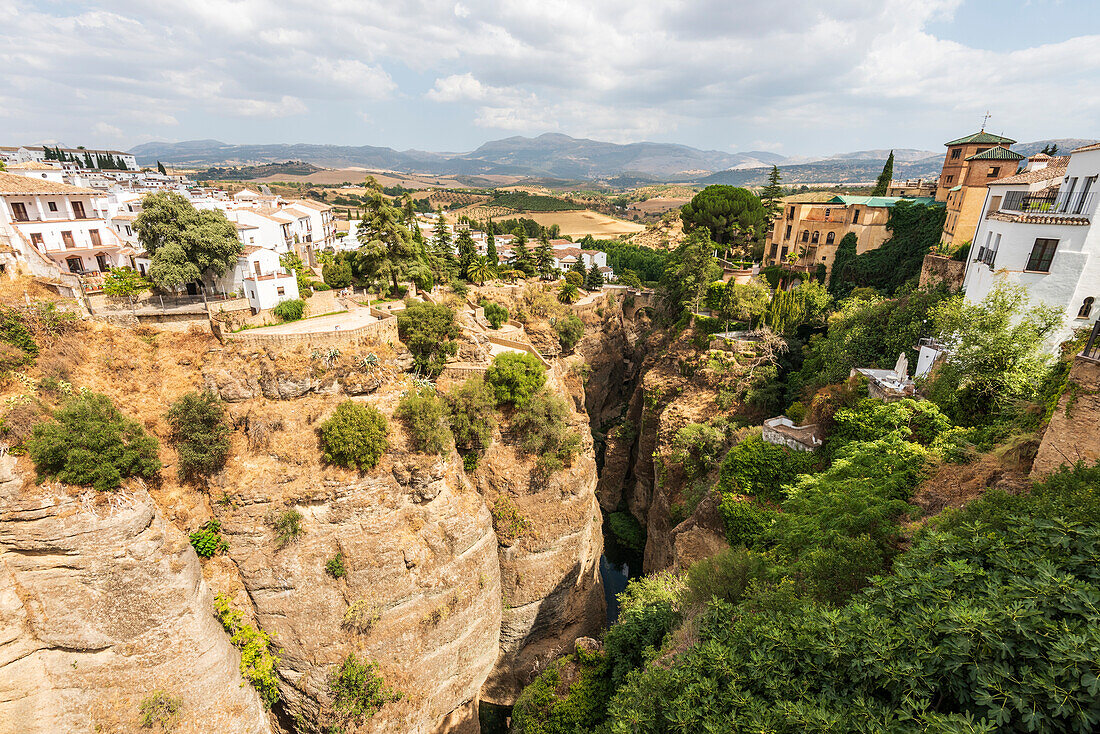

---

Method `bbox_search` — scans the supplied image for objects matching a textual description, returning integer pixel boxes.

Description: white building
[963,146,1100,344]
[0,171,132,285]
[242,269,299,311]
[0,145,138,170]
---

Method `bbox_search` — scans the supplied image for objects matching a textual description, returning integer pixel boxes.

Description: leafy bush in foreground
[396,387,453,454]
[512,388,581,474]
[166,390,231,482]
[273,298,305,322]
[319,401,388,471]
[27,391,161,491]
[485,352,547,407]
[189,519,227,558]
[444,377,498,452]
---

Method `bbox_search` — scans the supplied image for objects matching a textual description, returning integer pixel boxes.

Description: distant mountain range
[129,134,1097,185]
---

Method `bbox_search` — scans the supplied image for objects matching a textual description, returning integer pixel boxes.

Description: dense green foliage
[322,259,353,288]
[27,392,161,491]
[680,185,766,253]
[329,653,401,726]
[166,391,231,482]
[554,313,584,352]
[482,301,509,329]
[396,387,453,454]
[102,267,151,300]
[0,306,39,360]
[706,279,770,331]
[354,182,420,292]
[318,401,389,471]
[485,352,547,407]
[189,519,227,558]
[603,573,683,686]
[604,242,668,282]
[444,377,498,452]
[828,201,946,296]
[134,192,242,289]
[273,298,305,322]
[659,231,720,316]
[213,594,280,708]
[491,191,580,211]
[668,420,726,480]
[604,462,1100,733]
[512,388,581,475]
[512,646,613,734]
[397,301,459,377]
[717,435,816,503]
[607,511,646,553]
[871,150,894,196]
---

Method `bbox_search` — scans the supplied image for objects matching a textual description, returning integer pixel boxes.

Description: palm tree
[467,257,493,286]
[501,268,523,283]
[557,283,580,304]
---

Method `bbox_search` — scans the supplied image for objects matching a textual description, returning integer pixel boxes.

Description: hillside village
[0,118,1099,734]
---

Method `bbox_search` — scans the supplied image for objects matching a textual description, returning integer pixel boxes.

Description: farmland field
[503,210,646,237]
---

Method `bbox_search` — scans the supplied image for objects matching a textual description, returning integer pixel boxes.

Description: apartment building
[0,145,138,170]
[936,131,1024,246]
[764,194,937,278]
[963,145,1099,344]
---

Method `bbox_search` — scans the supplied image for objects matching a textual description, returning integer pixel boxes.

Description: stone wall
[1032,354,1100,476]
[918,253,965,290]
[213,313,398,350]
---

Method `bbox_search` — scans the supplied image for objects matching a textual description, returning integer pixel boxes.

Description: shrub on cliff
[319,401,388,471]
[273,298,305,322]
[512,646,613,734]
[213,594,280,708]
[166,390,231,482]
[483,301,509,329]
[396,301,459,377]
[512,388,581,475]
[27,391,161,491]
[444,377,498,451]
[396,387,453,454]
[329,653,402,727]
[554,313,585,352]
[485,352,546,407]
[717,435,816,503]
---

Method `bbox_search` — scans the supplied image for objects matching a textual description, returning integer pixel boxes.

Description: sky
[1,0,1098,157]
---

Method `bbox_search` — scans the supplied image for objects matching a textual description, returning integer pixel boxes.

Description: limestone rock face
[475,434,605,705]
[0,458,272,734]
[214,455,502,733]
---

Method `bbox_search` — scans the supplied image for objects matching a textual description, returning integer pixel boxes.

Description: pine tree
[569,257,587,277]
[760,165,783,222]
[84,152,94,168]
[486,226,498,266]
[157,161,167,175]
[871,151,894,196]
[585,262,604,291]
[534,231,554,278]
[511,230,532,275]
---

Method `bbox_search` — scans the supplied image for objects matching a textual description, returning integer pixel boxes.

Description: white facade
[0,145,138,170]
[242,271,299,311]
[963,147,1100,345]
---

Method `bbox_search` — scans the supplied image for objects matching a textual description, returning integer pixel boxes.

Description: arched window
[1079,297,1095,319]
[826,232,836,245]
[801,230,809,242]
[811,231,820,244]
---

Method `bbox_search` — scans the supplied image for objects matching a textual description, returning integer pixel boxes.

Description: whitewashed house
[963,144,1100,344]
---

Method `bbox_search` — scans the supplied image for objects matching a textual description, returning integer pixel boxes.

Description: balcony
[1000,190,1096,217]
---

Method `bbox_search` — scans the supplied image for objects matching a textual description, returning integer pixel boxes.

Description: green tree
[659,230,720,316]
[485,352,547,407]
[535,232,555,278]
[395,387,453,454]
[828,232,859,294]
[557,283,580,304]
[134,192,242,290]
[1040,143,1059,156]
[456,230,477,279]
[445,377,498,452]
[322,258,353,288]
[102,267,150,306]
[710,279,769,332]
[511,230,535,276]
[166,390,231,482]
[486,226,498,266]
[584,262,604,291]
[27,392,161,492]
[430,208,455,281]
[680,185,767,257]
[396,301,459,377]
[871,150,894,196]
[927,283,1062,424]
[467,256,494,285]
[319,401,389,471]
[555,313,585,352]
[355,181,418,293]
[759,165,783,222]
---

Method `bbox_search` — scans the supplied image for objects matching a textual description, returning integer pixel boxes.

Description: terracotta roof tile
[0,171,99,195]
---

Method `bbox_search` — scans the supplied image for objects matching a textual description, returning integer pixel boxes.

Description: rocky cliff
[0,456,273,734]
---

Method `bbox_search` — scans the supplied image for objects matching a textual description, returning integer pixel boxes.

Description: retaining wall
[1032,354,1100,476]
[214,312,398,349]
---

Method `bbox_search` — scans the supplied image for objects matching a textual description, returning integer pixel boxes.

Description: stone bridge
[621,288,658,320]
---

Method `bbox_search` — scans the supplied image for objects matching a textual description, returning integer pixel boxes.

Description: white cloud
[93,122,124,138]
[0,0,1096,151]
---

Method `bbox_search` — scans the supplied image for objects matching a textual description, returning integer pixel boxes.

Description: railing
[1083,320,1100,361]
[1001,190,1095,217]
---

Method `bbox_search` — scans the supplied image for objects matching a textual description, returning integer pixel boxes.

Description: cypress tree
[157,161,167,175]
[84,152,94,168]
[872,151,894,196]
[486,226,498,265]
[760,165,783,221]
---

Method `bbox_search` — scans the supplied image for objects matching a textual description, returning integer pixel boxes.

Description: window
[1078,297,1094,319]
[95,254,108,272]
[277,287,285,296]
[801,230,809,242]
[784,224,792,240]
[824,208,831,218]
[780,246,788,260]
[989,195,1002,213]
[985,234,1001,267]
[851,209,859,224]
[65,257,83,274]
[61,231,75,249]
[977,231,991,262]
[987,166,1000,178]
[769,243,778,258]
[826,232,835,244]
[787,207,795,220]
[945,175,954,184]
[1075,176,1097,214]
[811,231,820,244]
[72,201,85,218]
[30,233,44,248]
[1026,238,1058,272]
[10,203,28,222]
[89,229,101,247]
[48,201,58,212]
[950,149,961,160]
